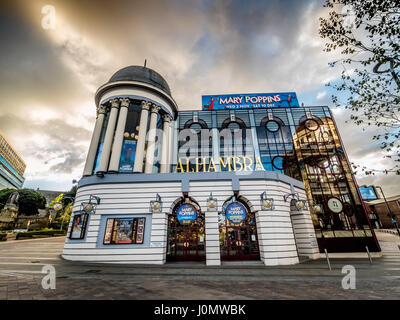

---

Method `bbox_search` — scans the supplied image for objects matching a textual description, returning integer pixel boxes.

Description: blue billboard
[202,92,299,111]
[119,139,137,173]
[359,185,379,200]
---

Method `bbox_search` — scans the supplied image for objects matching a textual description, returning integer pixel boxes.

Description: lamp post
[375,185,400,236]
[260,191,274,211]
[283,185,308,211]
[150,194,162,213]
[53,196,74,231]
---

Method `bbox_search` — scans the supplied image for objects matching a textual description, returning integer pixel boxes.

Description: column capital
[109,98,120,109]
[162,114,172,123]
[150,104,161,114]
[141,100,151,111]
[119,98,130,108]
[96,105,108,116]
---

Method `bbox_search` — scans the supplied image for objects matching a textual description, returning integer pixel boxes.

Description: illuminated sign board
[202,92,299,110]
[174,156,266,173]
[176,203,197,224]
[225,202,247,224]
[359,185,379,200]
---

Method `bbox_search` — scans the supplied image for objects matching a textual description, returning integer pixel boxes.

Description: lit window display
[103,217,146,245]
[119,103,142,172]
[69,213,89,240]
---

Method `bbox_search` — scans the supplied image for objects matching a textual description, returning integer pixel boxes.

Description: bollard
[366,246,372,264]
[324,248,331,270]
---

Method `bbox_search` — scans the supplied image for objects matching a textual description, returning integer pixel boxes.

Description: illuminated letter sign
[225,202,247,224]
[202,92,299,110]
[176,204,197,224]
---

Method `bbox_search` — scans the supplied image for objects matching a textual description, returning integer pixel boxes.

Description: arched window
[180,119,211,172]
[219,118,247,170]
[218,195,259,261]
[167,197,205,261]
[118,102,142,172]
[256,116,300,179]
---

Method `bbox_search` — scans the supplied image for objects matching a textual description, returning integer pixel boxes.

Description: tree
[319,0,400,174]
[0,188,46,216]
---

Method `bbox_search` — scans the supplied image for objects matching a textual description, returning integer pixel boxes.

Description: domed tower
[82,66,178,176]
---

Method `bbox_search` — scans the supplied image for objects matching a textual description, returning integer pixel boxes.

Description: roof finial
[144,59,147,67]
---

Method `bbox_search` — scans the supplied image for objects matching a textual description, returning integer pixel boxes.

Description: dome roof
[108,66,171,96]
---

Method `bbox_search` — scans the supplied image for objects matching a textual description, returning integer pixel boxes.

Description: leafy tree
[49,193,64,210]
[0,188,46,216]
[0,188,15,208]
[319,0,400,174]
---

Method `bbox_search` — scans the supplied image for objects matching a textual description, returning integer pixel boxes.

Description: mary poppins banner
[202,92,299,110]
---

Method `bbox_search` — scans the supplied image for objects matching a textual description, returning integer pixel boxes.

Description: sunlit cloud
[0,0,398,194]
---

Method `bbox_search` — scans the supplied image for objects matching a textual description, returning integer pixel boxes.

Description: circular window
[265,120,280,132]
[189,123,202,134]
[272,156,288,170]
[315,156,330,169]
[304,119,319,131]
[326,197,344,214]
[228,122,241,131]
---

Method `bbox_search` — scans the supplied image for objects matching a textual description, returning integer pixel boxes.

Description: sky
[0,0,398,196]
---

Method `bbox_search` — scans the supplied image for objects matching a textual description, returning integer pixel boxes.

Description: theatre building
[62,66,381,265]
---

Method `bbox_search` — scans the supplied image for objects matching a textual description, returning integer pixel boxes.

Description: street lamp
[150,194,162,213]
[308,199,323,215]
[53,196,75,231]
[81,195,101,213]
[375,185,400,236]
[207,193,218,210]
[260,191,274,211]
[283,185,308,211]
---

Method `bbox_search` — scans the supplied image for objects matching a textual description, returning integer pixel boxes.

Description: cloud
[316,91,327,100]
[0,0,397,193]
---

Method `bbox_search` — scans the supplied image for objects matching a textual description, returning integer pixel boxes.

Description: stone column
[205,209,221,266]
[160,114,172,173]
[82,104,108,176]
[133,101,151,173]
[150,211,168,264]
[97,98,120,173]
[144,105,160,173]
[108,98,130,172]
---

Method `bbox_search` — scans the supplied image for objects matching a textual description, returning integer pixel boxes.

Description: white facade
[63,173,320,265]
[63,66,321,265]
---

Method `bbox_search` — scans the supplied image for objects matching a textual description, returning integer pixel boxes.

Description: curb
[375,229,400,237]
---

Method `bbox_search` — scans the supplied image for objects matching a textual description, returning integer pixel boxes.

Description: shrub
[15,229,66,240]
[0,233,7,242]
[0,188,47,216]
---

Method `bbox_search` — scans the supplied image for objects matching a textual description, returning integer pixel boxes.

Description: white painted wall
[62,177,316,266]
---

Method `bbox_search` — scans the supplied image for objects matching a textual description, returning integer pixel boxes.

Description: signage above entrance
[225,202,247,224]
[176,203,197,224]
[202,92,299,110]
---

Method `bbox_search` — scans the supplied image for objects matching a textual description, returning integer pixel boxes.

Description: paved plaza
[0,232,399,300]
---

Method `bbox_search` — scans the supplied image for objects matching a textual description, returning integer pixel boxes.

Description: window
[119,103,142,172]
[103,217,146,245]
[265,120,280,132]
[69,213,89,240]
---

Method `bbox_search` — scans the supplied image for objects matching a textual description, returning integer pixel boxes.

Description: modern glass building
[0,130,25,189]
[63,66,380,265]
